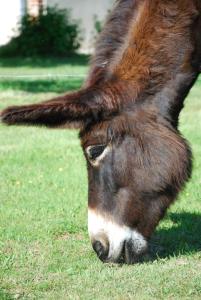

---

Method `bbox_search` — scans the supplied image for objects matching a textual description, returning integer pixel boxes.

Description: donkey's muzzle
[92,240,109,262]
[88,209,147,264]
[92,238,147,264]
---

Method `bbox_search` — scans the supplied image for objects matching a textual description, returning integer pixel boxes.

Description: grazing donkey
[1,0,201,264]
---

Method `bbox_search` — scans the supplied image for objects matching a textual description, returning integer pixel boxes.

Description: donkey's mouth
[109,240,148,265]
[122,239,147,264]
[92,238,148,265]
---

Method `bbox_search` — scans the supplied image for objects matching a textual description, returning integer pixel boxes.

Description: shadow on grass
[0,288,14,300]
[0,79,84,94]
[0,55,89,68]
[150,212,201,259]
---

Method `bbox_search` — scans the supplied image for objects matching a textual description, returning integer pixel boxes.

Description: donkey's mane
[87,0,200,126]
[86,0,139,86]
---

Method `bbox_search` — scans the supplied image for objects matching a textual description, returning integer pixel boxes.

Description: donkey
[1,0,201,264]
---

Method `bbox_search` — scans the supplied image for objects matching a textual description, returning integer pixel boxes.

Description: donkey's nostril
[93,240,109,262]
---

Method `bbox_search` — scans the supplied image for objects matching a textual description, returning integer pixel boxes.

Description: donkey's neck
[149,72,198,128]
[87,0,201,128]
[112,0,200,127]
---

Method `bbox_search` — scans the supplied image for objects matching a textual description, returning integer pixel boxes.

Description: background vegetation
[0,7,81,57]
[0,57,201,299]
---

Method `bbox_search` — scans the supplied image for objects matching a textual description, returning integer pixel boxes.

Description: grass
[0,57,201,300]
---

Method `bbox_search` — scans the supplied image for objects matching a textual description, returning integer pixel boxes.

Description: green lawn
[0,57,201,300]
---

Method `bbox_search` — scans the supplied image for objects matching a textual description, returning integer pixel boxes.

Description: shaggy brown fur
[1,0,201,263]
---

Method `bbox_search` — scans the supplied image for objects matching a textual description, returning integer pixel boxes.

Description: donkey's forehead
[80,117,126,148]
[80,110,158,148]
[80,122,109,148]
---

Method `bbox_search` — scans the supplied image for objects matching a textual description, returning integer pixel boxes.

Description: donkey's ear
[0,86,119,128]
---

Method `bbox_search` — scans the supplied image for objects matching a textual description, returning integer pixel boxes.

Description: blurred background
[0,0,114,55]
[0,0,115,93]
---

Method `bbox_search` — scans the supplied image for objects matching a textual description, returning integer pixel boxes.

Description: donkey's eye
[86,145,107,161]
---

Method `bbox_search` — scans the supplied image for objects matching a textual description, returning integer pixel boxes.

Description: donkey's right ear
[0,86,120,128]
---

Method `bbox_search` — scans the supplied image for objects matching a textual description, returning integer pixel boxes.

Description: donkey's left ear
[0,86,120,128]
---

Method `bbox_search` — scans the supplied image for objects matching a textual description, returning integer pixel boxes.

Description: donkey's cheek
[88,208,148,263]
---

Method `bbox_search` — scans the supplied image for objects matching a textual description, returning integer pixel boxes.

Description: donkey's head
[81,110,192,263]
[0,88,192,263]
[1,0,201,264]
